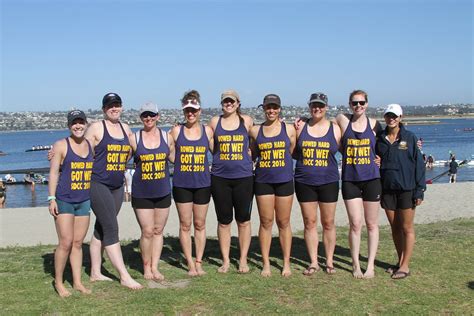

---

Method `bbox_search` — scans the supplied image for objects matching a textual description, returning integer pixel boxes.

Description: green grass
[1,218,473,315]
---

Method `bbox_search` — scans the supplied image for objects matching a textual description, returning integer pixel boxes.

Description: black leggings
[211,175,254,225]
[90,181,124,246]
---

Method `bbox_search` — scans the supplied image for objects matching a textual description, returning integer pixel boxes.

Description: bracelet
[47,196,56,201]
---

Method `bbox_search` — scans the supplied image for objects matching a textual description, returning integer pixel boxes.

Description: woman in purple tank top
[294,93,341,276]
[129,102,174,281]
[249,94,296,277]
[170,90,214,276]
[208,89,254,274]
[48,110,93,297]
[85,93,142,289]
[335,90,382,279]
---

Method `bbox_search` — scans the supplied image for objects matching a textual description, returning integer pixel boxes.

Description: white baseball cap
[384,103,403,117]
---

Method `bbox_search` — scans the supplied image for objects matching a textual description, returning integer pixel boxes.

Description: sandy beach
[0,182,472,247]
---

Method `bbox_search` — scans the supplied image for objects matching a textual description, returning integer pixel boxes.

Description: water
[1,119,473,208]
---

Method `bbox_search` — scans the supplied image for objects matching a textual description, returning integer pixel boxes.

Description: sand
[1,182,472,247]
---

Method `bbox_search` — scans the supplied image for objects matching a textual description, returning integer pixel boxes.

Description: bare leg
[134,208,155,280]
[70,215,91,294]
[397,208,416,274]
[193,203,208,276]
[176,202,197,276]
[103,243,143,289]
[54,214,74,297]
[363,201,379,279]
[344,198,364,278]
[89,236,112,281]
[275,195,293,277]
[385,209,403,268]
[217,223,231,273]
[320,202,337,273]
[237,220,251,273]
[300,201,320,273]
[256,194,275,277]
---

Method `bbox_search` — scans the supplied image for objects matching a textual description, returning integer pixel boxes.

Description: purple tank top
[254,122,293,183]
[56,138,94,203]
[212,116,253,178]
[173,124,211,188]
[91,121,131,189]
[132,130,171,199]
[341,116,380,181]
[294,122,340,186]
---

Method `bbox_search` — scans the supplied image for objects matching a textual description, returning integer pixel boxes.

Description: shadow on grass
[468,281,474,290]
[42,234,391,280]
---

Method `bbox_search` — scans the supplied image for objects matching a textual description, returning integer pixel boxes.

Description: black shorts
[172,186,211,204]
[342,179,381,201]
[381,190,415,210]
[132,194,172,209]
[254,180,294,197]
[295,181,339,203]
[211,175,254,224]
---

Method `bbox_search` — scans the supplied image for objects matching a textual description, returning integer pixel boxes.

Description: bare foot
[188,269,198,277]
[73,283,91,294]
[143,269,154,280]
[90,273,113,282]
[54,282,71,298]
[120,277,143,290]
[261,264,271,277]
[352,267,363,279]
[282,264,292,277]
[218,262,230,274]
[363,269,375,279]
[195,261,206,276]
[152,270,165,281]
[238,262,250,274]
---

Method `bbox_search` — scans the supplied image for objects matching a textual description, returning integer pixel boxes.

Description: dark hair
[349,90,368,103]
[181,90,201,104]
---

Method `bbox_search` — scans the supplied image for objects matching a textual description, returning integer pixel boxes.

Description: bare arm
[286,123,297,156]
[48,139,66,217]
[249,125,259,161]
[205,125,214,153]
[167,131,176,164]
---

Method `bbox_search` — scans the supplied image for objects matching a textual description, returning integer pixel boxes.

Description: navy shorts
[56,199,91,216]
[342,178,381,201]
[295,181,339,203]
[132,194,172,209]
[254,180,294,197]
[172,186,211,205]
[381,190,416,210]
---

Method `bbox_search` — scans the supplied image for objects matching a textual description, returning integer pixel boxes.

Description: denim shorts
[56,199,91,216]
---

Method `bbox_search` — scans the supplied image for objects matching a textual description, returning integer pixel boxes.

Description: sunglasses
[222,98,236,105]
[140,111,158,118]
[384,113,399,120]
[105,103,122,109]
[351,101,367,106]
[309,102,326,109]
[184,107,200,114]
[264,104,280,110]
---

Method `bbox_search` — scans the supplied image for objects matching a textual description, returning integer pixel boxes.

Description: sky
[1,0,472,112]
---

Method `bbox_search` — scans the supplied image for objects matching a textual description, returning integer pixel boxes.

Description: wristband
[47,196,56,201]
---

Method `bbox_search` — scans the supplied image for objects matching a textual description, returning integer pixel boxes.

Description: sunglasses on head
[351,101,366,106]
[183,99,199,106]
[140,111,158,118]
[222,98,236,105]
[184,107,199,114]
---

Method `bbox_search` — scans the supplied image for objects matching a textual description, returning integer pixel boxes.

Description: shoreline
[1,182,472,247]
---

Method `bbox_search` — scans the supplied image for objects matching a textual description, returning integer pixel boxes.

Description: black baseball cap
[67,110,87,126]
[102,92,122,108]
[262,94,281,107]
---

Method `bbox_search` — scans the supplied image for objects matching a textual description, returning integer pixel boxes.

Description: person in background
[0,179,6,208]
[48,110,93,297]
[294,93,341,276]
[376,103,425,280]
[130,102,174,281]
[86,93,142,289]
[427,155,434,169]
[171,90,214,276]
[124,168,134,202]
[336,89,381,279]
[250,94,296,277]
[448,156,458,183]
[208,90,254,274]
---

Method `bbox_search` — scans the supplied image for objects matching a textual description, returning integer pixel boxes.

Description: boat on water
[23,173,48,184]
[0,151,6,156]
[25,145,52,152]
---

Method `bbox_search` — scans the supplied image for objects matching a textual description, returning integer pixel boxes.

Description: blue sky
[1,0,472,111]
